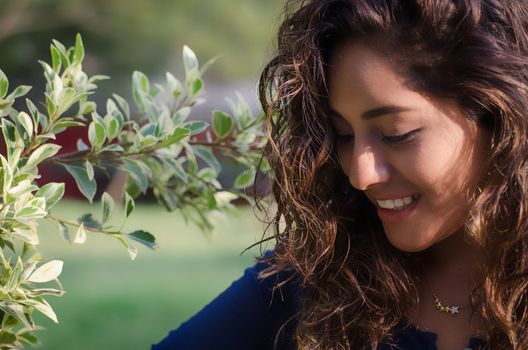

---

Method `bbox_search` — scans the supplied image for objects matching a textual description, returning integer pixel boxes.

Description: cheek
[395,139,469,200]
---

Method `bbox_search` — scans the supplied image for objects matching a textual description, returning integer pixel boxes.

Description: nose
[345,144,390,191]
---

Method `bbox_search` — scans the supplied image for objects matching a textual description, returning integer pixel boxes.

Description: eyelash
[335,128,422,145]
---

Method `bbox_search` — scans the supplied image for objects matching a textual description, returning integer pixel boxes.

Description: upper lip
[367,194,418,203]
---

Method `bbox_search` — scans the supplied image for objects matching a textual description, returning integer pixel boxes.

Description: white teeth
[376,196,415,210]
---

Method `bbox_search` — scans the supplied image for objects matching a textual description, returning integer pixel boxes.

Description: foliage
[0,34,267,348]
[0,0,283,83]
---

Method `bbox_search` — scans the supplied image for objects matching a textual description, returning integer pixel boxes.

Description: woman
[153,0,528,349]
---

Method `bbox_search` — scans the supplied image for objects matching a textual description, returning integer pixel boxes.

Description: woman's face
[328,42,489,252]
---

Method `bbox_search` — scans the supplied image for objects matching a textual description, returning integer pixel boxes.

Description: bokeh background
[0,0,283,348]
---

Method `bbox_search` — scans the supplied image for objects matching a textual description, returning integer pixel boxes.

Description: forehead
[327,42,430,116]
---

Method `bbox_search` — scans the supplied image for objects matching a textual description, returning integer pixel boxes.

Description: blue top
[152,253,485,350]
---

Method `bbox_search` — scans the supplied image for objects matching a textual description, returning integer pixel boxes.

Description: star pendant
[449,306,460,315]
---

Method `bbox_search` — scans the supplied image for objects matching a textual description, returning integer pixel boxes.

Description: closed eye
[382,128,422,145]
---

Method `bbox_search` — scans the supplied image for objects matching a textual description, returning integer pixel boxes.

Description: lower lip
[376,197,420,223]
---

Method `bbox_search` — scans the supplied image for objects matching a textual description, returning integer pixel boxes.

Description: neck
[419,231,485,306]
[410,231,486,338]
[427,231,484,279]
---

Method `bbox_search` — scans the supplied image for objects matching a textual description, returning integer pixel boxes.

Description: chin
[385,233,435,253]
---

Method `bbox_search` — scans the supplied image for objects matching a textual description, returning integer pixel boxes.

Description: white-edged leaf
[193,145,221,175]
[73,223,87,244]
[17,111,33,139]
[35,299,58,323]
[35,182,65,209]
[63,164,96,202]
[101,192,114,224]
[85,160,94,181]
[76,138,89,151]
[0,302,32,329]
[74,33,85,64]
[124,192,135,218]
[183,46,199,73]
[211,110,233,139]
[234,169,255,189]
[24,144,61,170]
[115,235,137,260]
[125,230,158,250]
[27,260,63,283]
[0,69,8,98]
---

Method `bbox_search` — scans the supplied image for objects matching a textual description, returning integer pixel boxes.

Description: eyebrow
[330,105,412,120]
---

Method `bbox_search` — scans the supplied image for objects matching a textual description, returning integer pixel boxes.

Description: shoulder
[152,250,300,350]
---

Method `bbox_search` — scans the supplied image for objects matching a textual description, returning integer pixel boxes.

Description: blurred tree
[0,0,283,88]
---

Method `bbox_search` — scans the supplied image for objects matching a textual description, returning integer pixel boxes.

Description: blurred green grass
[32,199,272,350]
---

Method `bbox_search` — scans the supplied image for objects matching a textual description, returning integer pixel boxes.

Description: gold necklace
[422,274,465,316]
[432,293,462,316]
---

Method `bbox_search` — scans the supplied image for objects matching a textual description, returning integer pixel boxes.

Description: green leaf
[9,85,32,99]
[100,144,124,153]
[161,127,190,147]
[121,159,149,194]
[52,39,70,67]
[35,182,65,209]
[211,110,233,139]
[45,93,57,117]
[80,101,96,115]
[16,111,33,139]
[172,107,191,125]
[132,71,149,110]
[77,138,89,151]
[74,33,85,64]
[199,55,220,76]
[77,213,101,229]
[18,331,39,345]
[27,260,63,283]
[234,169,255,189]
[20,261,38,282]
[7,258,23,291]
[0,98,14,112]
[124,192,135,218]
[64,164,96,202]
[24,144,61,170]
[166,72,182,99]
[165,157,188,183]
[0,302,33,329]
[50,119,85,134]
[214,191,238,207]
[26,98,39,124]
[192,78,203,95]
[112,94,130,120]
[84,160,94,181]
[88,118,106,147]
[56,222,70,242]
[106,98,124,124]
[50,45,62,72]
[15,205,45,222]
[114,236,137,260]
[0,69,8,98]
[125,230,158,250]
[101,192,114,224]
[193,145,221,174]
[73,223,87,244]
[33,299,59,324]
[0,331,17,345]
[105,116,120,141]
[184,120,208,135]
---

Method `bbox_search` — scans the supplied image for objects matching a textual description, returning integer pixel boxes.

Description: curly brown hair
[256,0,528,349]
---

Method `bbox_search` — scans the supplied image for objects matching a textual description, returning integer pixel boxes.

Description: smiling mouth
[375,195,419,210]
